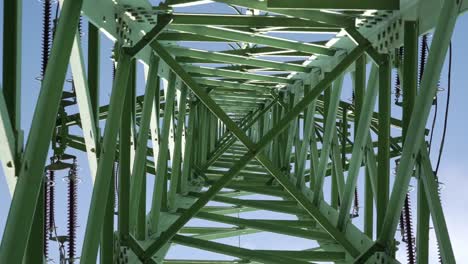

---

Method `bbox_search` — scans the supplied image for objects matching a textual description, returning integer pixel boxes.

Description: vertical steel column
[419,149,455,263]
[354,55,373,237]
[378,0,461,247]
[129,54,159,240]
[118,62,133,243]
[337,65,379,229]
[70,31,99,179]
[377,55,391,235]
[100,168,114,263]
[181,101,196,194]
[400,20,428,264]
[88,23,100,131]
[282,89,299,171]
[150,71,177,233]
[2,0,22,164]
[88,27,102,257]
[80,51,132,263]
[295,84,317,188]
[339,107,349,209]
[313,76,344,204]
[0,0,83,262]
[23,184,44,263]
[168,84,188,210]
[0,85,16,195]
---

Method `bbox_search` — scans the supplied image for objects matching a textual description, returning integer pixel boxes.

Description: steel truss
[1,0,467,263]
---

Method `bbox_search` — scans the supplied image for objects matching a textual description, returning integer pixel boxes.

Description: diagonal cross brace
[142,40,370,261]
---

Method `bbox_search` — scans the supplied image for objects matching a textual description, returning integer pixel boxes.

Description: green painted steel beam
[166,46,310,73]
[213,0,354,26]
[295,85,317,188]
[168,83,188,209]
[401,19,429,264]
[170,14,342,28]
[419,149,456,263]
[163,260,247,264]
[70,31,99,181]
[312,75,344,203]
[377,0,461,247]
[194,78,273,93]
[0,84,16,195]
[192,228,259,241]
[23,185,44,264]
[118,69,133,242]
[0,0,83,262]
[88,22,100,129]
[150,71,178,233]
[172,235,311,264]
[170,25,335,56]
[267,0,400,10]
[100,168,115,263]
[184,65,294,85]
[377,55,391,236]
[190,211,332,241]
[255,250,346,261]
[80,51,132,263]
[180,227,243,234]
[2,0,22,142]
[190,195,304,214]
[336,65,379,229]
[130,54,160,240]
[220,44,327,58]
[158,32,232,42]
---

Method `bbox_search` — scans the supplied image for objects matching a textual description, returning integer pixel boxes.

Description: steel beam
[213,0,354,26]
[172,235,311,264]
[80,51,132,263]
[312,75,344,203]
[150,71,177,233]
[118,60,134,243]
[70,31,99,181]
[170,14,342,28]
[377,55,391,235]
[168,84,188,210]
[336,65,379,229]
[191,211,331,241]
[0,0,83,262]
[170,25,335,56]
[88,22,100,129]
[184,65,294,85]
[267,0,400,10]
[2,0,22,186]
[130,54,160,240]
[419,148,456,263]
[166,46,310,73]
[0,85,16,196]
[377,0,461,247]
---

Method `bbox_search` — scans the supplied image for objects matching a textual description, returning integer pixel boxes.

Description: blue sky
[1,1,468,263]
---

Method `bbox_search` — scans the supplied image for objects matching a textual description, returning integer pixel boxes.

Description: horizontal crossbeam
[267,0,400,10]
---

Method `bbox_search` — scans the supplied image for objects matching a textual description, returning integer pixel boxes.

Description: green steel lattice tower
[0,0,467,263]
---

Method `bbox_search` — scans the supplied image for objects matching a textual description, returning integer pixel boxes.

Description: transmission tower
[0,0,465,263]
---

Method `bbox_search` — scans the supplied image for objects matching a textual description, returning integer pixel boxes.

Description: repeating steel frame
[1,0,467,263]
